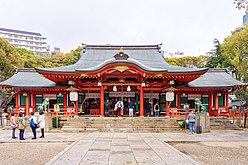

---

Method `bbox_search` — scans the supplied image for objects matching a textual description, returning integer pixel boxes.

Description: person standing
[17,113,26,140]
[145,100,151,117]
[2,111,7,128]
[10,113,17,139]
[105,100,111,117]
[38,111,45,138]
[154,103,160,117]
[187,111,196,134]
[30,112,37,139]
[128,100,134,117]
[115,100,123,117]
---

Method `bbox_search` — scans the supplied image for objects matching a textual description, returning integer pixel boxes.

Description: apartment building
[0,27,48,56]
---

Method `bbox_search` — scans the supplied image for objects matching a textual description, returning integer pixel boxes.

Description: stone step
[61,117,181,133]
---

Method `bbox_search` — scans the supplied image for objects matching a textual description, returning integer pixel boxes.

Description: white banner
[188,94,201,100]
[43,94,56,100]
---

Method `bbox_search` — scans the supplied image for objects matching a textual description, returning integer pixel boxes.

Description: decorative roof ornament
[65,86,80,91]
[114,47,129,60]
[163,86,178,92]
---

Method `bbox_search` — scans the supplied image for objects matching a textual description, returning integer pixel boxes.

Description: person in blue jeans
[187,111,196,134]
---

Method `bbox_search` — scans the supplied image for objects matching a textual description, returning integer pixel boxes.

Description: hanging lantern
[127,85,131,92]
[113,85,117,92]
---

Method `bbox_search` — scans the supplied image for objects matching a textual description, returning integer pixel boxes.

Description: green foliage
[0,38,23,80]
[221,26,248,82]
[165,56,208,68]
[233,88,248,100]
[179,120,188,129]
[52,116,61,128]
[205,39,227,68]
[0,88,16,111]
[0,37,83,80]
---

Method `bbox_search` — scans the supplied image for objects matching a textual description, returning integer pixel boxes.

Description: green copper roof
[188,69,247,88]
[0,68,56,88]
[36,44,207,73]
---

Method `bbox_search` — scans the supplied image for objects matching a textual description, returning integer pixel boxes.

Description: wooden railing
[170,108,194,119]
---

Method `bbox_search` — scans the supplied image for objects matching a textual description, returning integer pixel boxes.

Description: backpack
[30,118,35,128]
[155,104,159,111]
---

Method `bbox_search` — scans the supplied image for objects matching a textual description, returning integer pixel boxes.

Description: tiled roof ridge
[85,44,162,50]
[208,68,228,72]
[16,68,36,73]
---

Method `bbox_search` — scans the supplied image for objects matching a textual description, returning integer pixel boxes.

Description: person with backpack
[154,103,160,117]
[29,112,38,139]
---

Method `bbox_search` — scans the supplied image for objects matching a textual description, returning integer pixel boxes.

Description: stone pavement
[1,129,248,165]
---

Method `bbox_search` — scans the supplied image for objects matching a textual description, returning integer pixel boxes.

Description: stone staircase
[210,117,240,130]
[61,117,181,133]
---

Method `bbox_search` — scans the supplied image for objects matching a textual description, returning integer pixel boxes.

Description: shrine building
[0,44,246,117]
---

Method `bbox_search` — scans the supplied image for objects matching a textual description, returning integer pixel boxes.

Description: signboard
[144,93,159,99]
[54,104,60,112]
[109,92,135,97]
[70,91,78,101]
[43,94,56,100]
[166,91,174,102]
[188,94,201,100]
[85,93,100,98]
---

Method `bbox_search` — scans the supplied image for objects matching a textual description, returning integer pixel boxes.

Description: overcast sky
[0,0,245,56]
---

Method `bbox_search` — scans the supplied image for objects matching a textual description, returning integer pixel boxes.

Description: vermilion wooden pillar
[166,101,169,116]
[25,94,29,116]
[100,85,104,116]
[215,94,219,111]
[139,86,144,116]
[75,100,78,116]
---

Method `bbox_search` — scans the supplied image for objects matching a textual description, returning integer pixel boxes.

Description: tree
[165,56,208,68]
[233,88,248,127]
[234,0,248,14]
[0,38,23,80]
[205,39,228,68]
[221,26,248,82]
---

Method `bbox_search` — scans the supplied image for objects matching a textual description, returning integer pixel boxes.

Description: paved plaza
[1,129,248,164]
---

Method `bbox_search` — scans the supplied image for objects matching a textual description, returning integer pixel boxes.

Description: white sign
[70,92,78,101]
[144,93,159,99]
[85,93,100,98]
[166,92,174,101]
[43,94,56,100]
[109,92,135,97]
[188,94,201,100]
